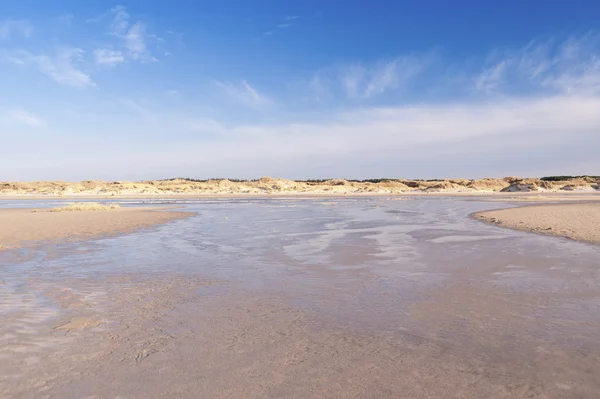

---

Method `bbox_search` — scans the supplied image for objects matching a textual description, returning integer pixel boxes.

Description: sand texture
[475,203,600,245]
[1,176,599,197]
[3,198,600,398]
[0,207,192,250]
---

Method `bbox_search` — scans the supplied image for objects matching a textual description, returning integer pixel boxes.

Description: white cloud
[124,22,154,61]
[7,109,47,128]
[0,19,33,39]
[215,80,272,107]
[93,48,125,66]
[110,5,129,34]
[475,61,507,93]
[286,16,301,20]
[90,6,160,67]
[104,6,157,63]
[5,92,599,180]
[2,47,94,87]
[339,55,429,99]
[3,30,600,180]
[208,95,600,158]
[474,32,600,95]
[278,23,293,28]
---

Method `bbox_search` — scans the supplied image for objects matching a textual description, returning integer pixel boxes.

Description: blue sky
[1,1,600,180]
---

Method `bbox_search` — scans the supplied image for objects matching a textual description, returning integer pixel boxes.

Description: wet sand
[475,202,600,245]
[0,206,193,250]
[2,197,600,398]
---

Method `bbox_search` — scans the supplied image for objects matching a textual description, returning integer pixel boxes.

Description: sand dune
[1,176,599,197]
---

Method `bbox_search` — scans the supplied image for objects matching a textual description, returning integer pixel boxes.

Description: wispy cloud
[474,32,600,95]
[0,19,34,39]
[1,5,167,87]
[110,5,129,33]
[334,54,431,99]
[215,80,272,107]
[119,98,155,120]
[474,61,507,93]
[303,33,600,104]
[124,22,155,61]
[104,6,157,63]
[93,48,125,66]
[267,15,301,34]
[7,109,47,128]
[2,47,94,87]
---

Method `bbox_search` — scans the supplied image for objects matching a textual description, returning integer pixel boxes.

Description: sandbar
[0,206,193,250]
[475,202,600,245]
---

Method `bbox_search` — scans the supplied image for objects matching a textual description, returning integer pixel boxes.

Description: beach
[475,202,600,245]
[5,0,600,396]
[0,206,192,250]
[2,196,600,398]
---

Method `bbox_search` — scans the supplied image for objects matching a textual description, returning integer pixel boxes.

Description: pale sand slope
[0,207,193,250]
[475,203,600,245]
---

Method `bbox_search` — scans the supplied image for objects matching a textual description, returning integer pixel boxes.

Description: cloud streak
[2,47,94,87]
[474,32,600,95]
[310,53,432,101]
[6,109,47,128]
[215,80,272,107]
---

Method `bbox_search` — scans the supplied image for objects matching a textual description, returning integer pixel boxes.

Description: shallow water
[2,197,600,397]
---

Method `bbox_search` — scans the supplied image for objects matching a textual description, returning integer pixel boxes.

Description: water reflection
[2,197,600,341]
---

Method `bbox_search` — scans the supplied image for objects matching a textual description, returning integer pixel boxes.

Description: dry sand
[0,206,193,250]
[475,203,600,245]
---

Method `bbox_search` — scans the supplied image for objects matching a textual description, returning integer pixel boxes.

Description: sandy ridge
[1,176,599,197]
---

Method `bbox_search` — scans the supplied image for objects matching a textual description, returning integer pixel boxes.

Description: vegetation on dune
[540,175,600,182]
[157,177,260,183]
[160,177,415,184]
[1,175,598,196]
